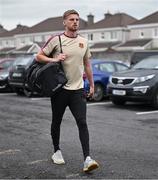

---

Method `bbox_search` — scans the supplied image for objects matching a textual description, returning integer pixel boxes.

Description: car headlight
[109,76,112,84]
[0,73,8,80]
[134,74,155,83]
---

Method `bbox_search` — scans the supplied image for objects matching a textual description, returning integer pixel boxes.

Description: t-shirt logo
[79,43,84,48]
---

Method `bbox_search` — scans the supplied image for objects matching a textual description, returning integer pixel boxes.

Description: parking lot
[0,93,158,179]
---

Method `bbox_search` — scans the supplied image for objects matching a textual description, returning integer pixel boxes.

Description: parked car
[8,56,35,96]
[84,59,129,101]
[107,55,158,108]
[0,58,15,71]
[0,58,16,92]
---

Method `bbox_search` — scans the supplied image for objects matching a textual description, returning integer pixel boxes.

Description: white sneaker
[51,150,65,164]
[83,156,99,172]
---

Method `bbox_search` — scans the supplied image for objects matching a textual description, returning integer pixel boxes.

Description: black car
[8,56,35,96]
[0,58,15,71]
[0,58,16,92]
[107,55,158,108]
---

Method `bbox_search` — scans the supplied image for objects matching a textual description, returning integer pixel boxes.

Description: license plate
[12,73,22,77]
[112,89,126,95]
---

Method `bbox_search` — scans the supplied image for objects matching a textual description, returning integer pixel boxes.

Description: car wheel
[152,90,158,109]
[23,88,33,97]
[15,88,24,96]
[93,83,104,102]
[111,97,126,105]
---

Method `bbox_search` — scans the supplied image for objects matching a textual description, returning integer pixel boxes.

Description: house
[0,16,87,50]
[0,24,30,49]
[83,12,137,44]
[0,12,136,51]
[0,25,8,34]
[0,11,158,62]
[117,11,158,51]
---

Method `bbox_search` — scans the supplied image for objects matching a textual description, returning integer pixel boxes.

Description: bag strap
[58,35,64,70]
[58,35,63,53]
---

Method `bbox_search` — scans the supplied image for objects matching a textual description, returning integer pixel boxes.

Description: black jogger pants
[50,88,90,159]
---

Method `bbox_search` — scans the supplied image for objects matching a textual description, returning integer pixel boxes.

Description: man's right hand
[56,53,67,61]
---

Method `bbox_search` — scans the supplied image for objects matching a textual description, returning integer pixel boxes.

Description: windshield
[0,60,14,69]
[13,56,33,66]
[132,56,158,70]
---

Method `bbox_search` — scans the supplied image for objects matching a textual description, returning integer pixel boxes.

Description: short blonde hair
[63,9,79,20]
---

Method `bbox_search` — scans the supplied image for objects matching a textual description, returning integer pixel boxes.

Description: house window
[88,34,93,41]
[30,36,34,42]
[101,32,105,39]
[20,38,25,44]
[154,28,158,37]
[42,35,45,42]
[34,36,42,42]
[5,41,8,46]
[110,31,117,39]
[140,30,144,38]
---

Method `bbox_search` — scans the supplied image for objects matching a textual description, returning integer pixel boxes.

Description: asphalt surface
[0,93,158,179]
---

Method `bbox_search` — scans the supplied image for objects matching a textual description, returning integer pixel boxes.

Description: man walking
[36,9,99,172]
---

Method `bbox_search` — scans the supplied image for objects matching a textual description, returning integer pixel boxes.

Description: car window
[0,61,13,69]
[115,63,128,71]
[13,57,33,66]
[94,64,99,70]
[130,52,158,66]
[133,56,158,69]
[100,63,115,73]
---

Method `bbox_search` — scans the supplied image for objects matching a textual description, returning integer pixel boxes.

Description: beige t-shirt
[42,33,91,90]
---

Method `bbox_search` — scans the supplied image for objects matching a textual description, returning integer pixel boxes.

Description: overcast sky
[0,0,158,30]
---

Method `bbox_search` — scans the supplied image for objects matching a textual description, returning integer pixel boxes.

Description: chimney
[87,13,94,26]
[104,11,112,19]
[0,24,7,33]
[17,24,23,28]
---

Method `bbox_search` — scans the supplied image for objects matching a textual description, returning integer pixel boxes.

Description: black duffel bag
[26,35,67,97]
[26,60,67,97]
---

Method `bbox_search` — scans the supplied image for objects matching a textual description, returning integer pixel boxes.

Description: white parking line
[27,159,48,165]
[30,98,112,106]
[31,97,50,101]
[0,93,16,96]
[66,173,80,178]
[0,149,21,155]
[136,110,158,115]
[87,102,111,106]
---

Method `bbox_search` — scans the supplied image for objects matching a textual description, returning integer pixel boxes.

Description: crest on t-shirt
[79,43,84,48]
